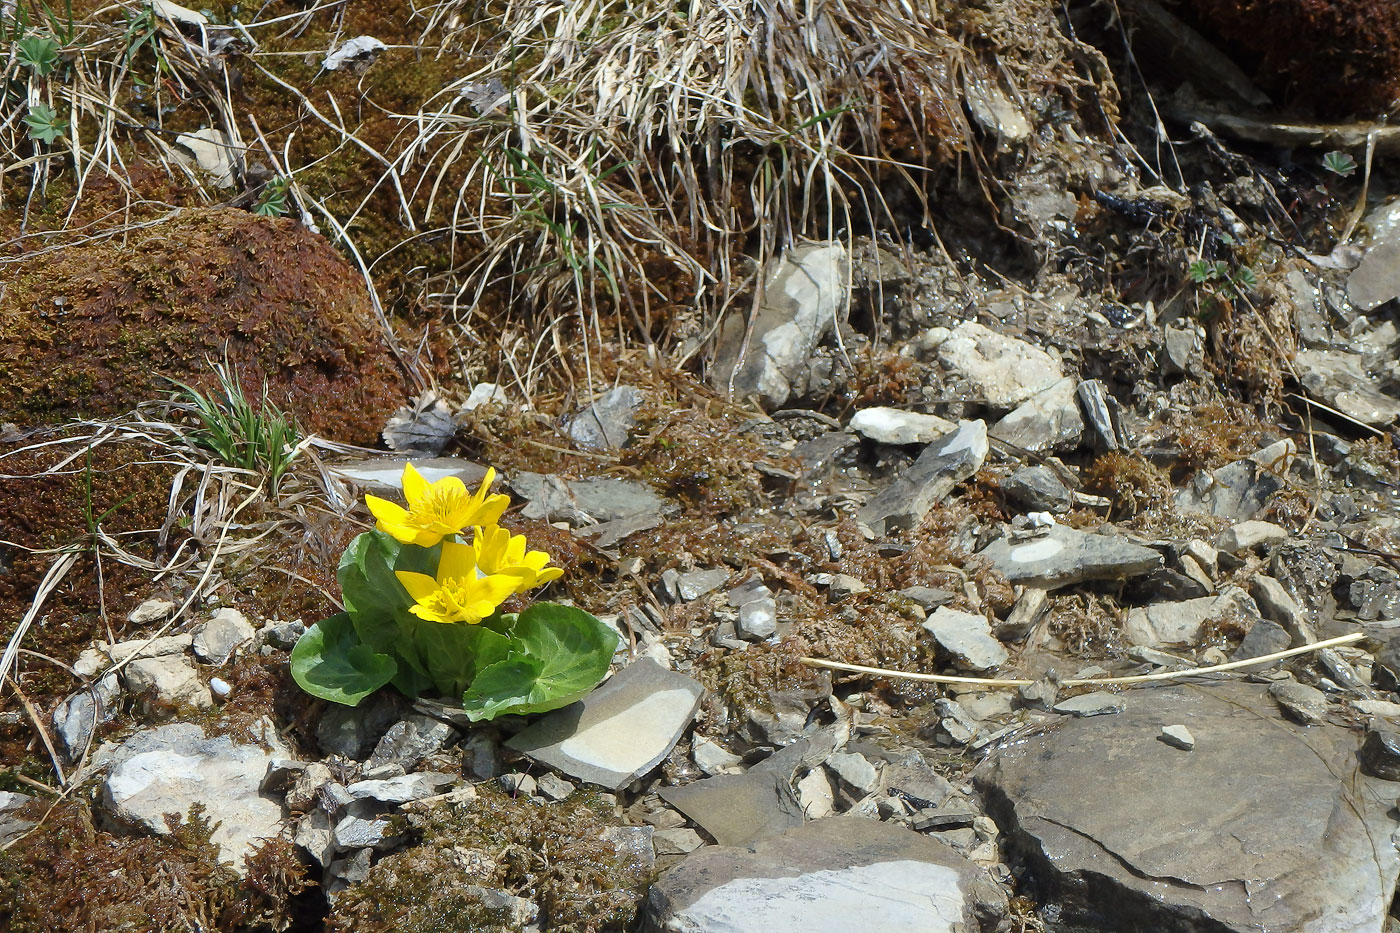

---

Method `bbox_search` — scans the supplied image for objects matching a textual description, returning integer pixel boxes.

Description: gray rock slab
[382,390,458,454]
[567,385,643,450]
[660,767,804,849]
[857,420,987,536]
[847,407,956,445]
[100,723,287,873]
[711,242,849,408]
[1232,618,1292,661]
[368,713,458,770]
[978,682,1400,933]
[921,607,1008,671]
[514,472,669,525]
[346,771,458,804]
[508,659,703,791]
[1175,439,1296,521]
[989,376,1084,452]
[1003,464,1073,512]
[1053,691,1126,717]
[1124,587,1258,648]
[937,321,1063,409]
[640,816,1005,933]
[0,791,36,847]
[1296,349,1400,426]
[192,608,255,664]
[978,524,1162,590]
[328,457,488,494]
[1348,238,1400,311]
[52,672,120,762]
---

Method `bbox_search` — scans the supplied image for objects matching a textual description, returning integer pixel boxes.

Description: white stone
[922,608,1008,671]
[848,408,957,446]
[323,35,387,71]
[937,321,1063,409]
[123,655,213,709]
[989,376,1084,452]
[797,768,835,819]
[693,736,744,776]
[557,687,697,775]
[1160,725,1195,750]
[128,599,176,625]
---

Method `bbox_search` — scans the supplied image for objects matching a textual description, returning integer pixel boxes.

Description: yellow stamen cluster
[374,464,563,624]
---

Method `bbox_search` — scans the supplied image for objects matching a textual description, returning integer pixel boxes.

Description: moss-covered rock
[0,209,406,444]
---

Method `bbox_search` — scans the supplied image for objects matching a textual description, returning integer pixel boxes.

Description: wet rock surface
[978,683,1400,933]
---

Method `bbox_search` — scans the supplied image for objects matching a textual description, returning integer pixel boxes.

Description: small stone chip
[1159,724,1195,750]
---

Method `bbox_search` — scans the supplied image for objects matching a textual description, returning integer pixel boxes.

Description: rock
[736,597,778,641]
[1124,587,1258,648]
[0,209,405,444]
[382,389,458,454]
[514,473,669,525]
[978,682,1400,932]
[640,816,1005,933]
[978,524,1162,590]
[1269,681,1329,725]
[661,568,731,603]
[74,633,193,676]
[334,804,401,851]
[1348,239,1400,310]
[796,767,835,819]
[1159,724,1195,750]
[536,772,576,801]
[857,420,988,536]
[261,758,311,793]
[653,827,706,856]
[326,847,373,895]
[1161,319,1206,376]
[52,673,120,762]
[368,714,458,770]
[1231,619,1292,661]
[921,607,1009,671]
[1249,575,1315,646]
[660,742,812,847]
[1215,520,1288,554]
[294,809,335,867]
[259,620,305,650]
[508,659,703,791]
[711,242,849,408]
[847,407,956,445]
[123,655,213,711]
[322,34,387,72]
[1175,439,1295,521]
[825,751,880,796]
[884,757,953,810]
[910,808,978,831]
[1002,464,1073,512]
[934,698,980,745]
[989,376,1084,452]
[1136,567,1210,602]
[498,772,537,797]
[692,736,743,776]
[1075,379,1125,451]
[100,722,287,873]
[604,825,656,873]
[346,772,458,804]
[316,693,406,759]
[463,382,508,410]
[285,762,334,812]
[127,598,176,625]
[0,792,36,847]
[566,385,644,450]
[1360,728,1400,780]
[1052,691,1125,717]
[936,321,1063,409]
[329,457,488,496]
[899,585,955,610]
[191,607,255,664]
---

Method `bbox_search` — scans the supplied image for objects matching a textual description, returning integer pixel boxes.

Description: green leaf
[22,102,66,144]
[338,531,421,654]
[1323,150,1357,177]
[1187,260,1213,284]
[460,603,618,721]
[16,36,59,75]
[403,614,513,698]
[291,612,397,706]
[1234,267,1257,289]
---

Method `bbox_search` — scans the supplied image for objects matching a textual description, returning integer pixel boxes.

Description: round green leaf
[291,612,397,706]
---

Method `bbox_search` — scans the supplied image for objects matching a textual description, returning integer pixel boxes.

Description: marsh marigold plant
[291,465,616,720]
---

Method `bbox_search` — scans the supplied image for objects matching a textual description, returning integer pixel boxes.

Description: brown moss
[0,800,309,933]
[329,786,650,933]
[1045,592,1122,657]
[0,209,405,444]
[1174,0,1400,116]
[1082,452,1173,521]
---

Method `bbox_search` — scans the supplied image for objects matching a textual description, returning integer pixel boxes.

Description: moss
[0,800,309,933]
[1082,452,1173,521]
[0,209,405,444]
[328,786,651,933]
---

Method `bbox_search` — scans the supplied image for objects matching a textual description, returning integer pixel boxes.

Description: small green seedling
[1322,150,1357,177]
[22,102,67,143]
[16,36,59,75]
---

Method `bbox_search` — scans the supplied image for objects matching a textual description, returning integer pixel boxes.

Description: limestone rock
[978,524,1162,590]
[191,607,255,664]
[989,377,1084,452]
[936,321,1063,409]
[857,420,988,536]
[566,385,643,450]
[922,607,1008,671]
[847,407,956,445]
[1123,587,1258,648]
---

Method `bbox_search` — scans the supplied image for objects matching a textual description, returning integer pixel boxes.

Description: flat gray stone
[711,242,849,408]
[1159,724,1195,750]
[1348,239,1400,310]
[566,385,644,450]
[737,597,778,641]
[368,713,457,769]
[1232,619,1292,661]
[346,772,458,804]
[74,633,193,677]
[100,723,287,873]
[641,817,1005,933]
[825,751,879,795]
[328,457,488,495]
[1124,587,1258,648]
[978,524,1162,590]
[977,682,1400,933]
[1216,520,1288,554]
[989,376,1084,452]
[921,607,1008,671]
[52,672,120,762]
[1002,464,1073,512]
[382,389,458,454]
[847,407,956,445]
[857,420,988,536]
[660,743,812,848]
[0,791,36,846]
[192,607,255,664]
[1270,681,1329,725]
[1053,691,1126,717]
[514,473,669,525]
[1296,349,1400,426]
[508,659,703,791]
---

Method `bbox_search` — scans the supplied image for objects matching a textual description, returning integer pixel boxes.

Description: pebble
[1159,724,1195,750]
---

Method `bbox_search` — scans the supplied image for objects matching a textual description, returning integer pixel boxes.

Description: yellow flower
[366,464,510,548]
[395,540,519,625]
[472,524,564,594]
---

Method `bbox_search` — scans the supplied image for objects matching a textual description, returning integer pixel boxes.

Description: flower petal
[437,539,478,581]
[401,462,429,506]
[395,570,440,602]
